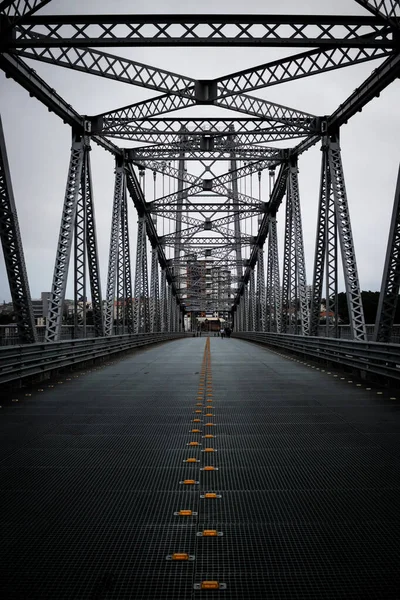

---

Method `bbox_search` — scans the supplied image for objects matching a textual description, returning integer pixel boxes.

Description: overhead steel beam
[0,0,51,25]
[15,41,390,105]
[293,50,400,157]
[15,43,196,97]
[127,146,288,162]
[354,0,400,26]
[215,46,391,98]
[7,14,397,48]
[0,52,121,156]
[101,118,312,133]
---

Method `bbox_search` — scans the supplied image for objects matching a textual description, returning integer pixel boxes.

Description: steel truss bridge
[1,3,400,599]
[1,1,400,356]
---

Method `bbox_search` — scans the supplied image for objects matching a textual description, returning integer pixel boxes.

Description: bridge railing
[235,332,400,384]
[0,332,186,386]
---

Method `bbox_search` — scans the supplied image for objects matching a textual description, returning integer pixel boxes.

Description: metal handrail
[0,332,187,385]
[234,332,400,382]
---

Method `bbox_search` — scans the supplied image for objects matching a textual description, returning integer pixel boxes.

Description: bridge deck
[1,337,400,599]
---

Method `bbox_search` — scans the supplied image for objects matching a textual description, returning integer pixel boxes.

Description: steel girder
[160,268,167,332]
[150,248,161,333]
[295,52,400,158]
[100,94,314,128]
[133,216,150,333]
[232,163,288,308]
[73,146,104,339]
[2,8,399,346]
[45,133,85,342]
[266,217,281,333]
[8,15,397,48]
[73,147,87,337]
[14,44,196,97]
[327,133,366,341]
[174,147,186,298]
[116,185,134,334]
[248,268,256,331]
[354,1,400,25]
[0,0,51,25]
[0,114,37,343]
[374,163,400,342]
[150,157,280,209]
[104,159,125,337]
[214,46,392,98]
[309,145,338,338]
[83,149,104,338]
[141,159,262,208]
[287,158,309,335]
[102,119,312,135]
[126,145,291,161]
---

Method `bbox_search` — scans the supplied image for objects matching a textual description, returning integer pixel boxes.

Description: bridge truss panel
[0,114,37,344]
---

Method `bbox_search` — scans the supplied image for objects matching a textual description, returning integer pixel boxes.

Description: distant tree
[335,291,400,325]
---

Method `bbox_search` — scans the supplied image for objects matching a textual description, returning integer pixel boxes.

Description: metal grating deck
[0,337,400,599]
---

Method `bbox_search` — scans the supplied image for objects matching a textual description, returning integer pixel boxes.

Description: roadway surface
[1,336,400,599]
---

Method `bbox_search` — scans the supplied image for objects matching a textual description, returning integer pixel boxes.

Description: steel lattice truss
[1,1,400,341]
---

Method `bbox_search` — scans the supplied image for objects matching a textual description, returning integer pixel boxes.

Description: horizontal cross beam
[6,14,397,48]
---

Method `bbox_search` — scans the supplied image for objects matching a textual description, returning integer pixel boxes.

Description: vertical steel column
[84,148,104,338]
[174,141,186,296]
[324,156,338,339]
[74,147,87,338]
[121,186,134,333]
[270,218,281,333]
[237,295,243,331]
[244,285,250,331]
[0,115,37,343]
[133,216,150,333]
[166,284,172,332]
[249,268,256,331]
[374,163,400,342]
[150,247,160,332]
[116,186,125,334]
[256,247,266,332]
[310,143,340,338]
[104,157,124,336]
[327,132,366,341]
[288,157,309,335]
[230,135,243,281]
[310,148,329,336]
[46,132,85,342]
[74,146,104,339]
[281,184,296,334]
[160,267,167,332]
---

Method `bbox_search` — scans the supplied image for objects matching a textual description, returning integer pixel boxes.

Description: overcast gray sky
[1,0,399,305]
